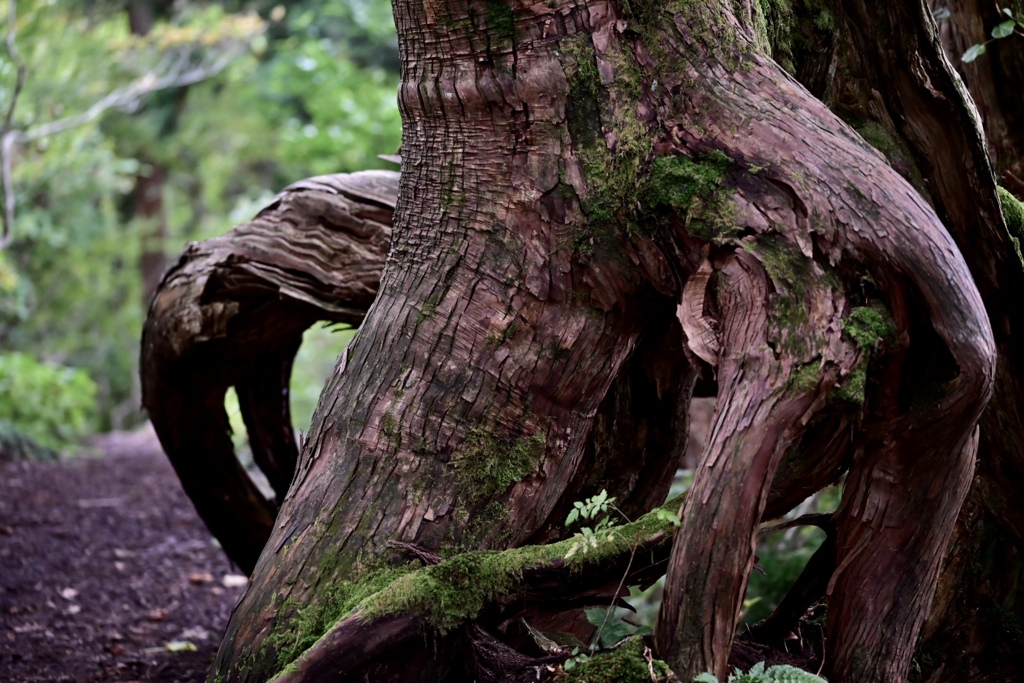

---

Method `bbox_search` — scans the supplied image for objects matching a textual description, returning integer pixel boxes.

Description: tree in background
[0,0,401,443]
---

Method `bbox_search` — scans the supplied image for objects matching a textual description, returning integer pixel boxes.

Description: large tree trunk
[193,1,997,682]
[140,1,1024,682]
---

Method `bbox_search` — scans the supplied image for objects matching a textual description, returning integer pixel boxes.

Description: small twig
[591,505,637,653]
[643,644,658,682]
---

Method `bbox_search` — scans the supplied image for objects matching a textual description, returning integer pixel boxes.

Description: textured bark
[210,2,692,672]
[138,1,1007,681]
[141,171,396,572]
[824,4,1024,680]
[759,3,1024,678]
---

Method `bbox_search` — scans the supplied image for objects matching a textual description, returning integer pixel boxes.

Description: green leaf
[963,43,987,62]
[1003,7,1014,18]
[992,20,1016,38]
[654,508,682,527]
[932,7,951,20]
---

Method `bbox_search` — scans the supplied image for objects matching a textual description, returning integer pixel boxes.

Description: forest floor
[0,426,246,683]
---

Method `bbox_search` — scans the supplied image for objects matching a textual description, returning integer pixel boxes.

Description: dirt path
[1,427,247,682]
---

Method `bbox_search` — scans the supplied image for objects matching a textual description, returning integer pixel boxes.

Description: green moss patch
[485,0,516,42]
[450,427,546,501]
[266,565,414,673]
[643,151,733,239]
[843,304,895,354]
[998,185,1024,265]
[361,499,684,631]
[563,636,673,682]
[832,302,895,405]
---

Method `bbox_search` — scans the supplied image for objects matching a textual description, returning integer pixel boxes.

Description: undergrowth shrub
[0,352,98,452]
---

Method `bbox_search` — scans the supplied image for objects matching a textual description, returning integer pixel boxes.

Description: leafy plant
[962,7,1022,62]
[564,489,620,559]
[584,606,650,648]
[694,661,827,683]
[0,352,98,451]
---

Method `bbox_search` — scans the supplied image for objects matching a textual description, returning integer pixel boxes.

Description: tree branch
[1,0,27,250]
[0,18,248,248]
[15,47,240,144]
[269,509,677,683]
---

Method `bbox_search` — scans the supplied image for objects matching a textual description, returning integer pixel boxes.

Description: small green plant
[961,7,1022,62]
[0,352,98,452]
[694,661,828,683]
[564,489,620,559]
[563,491,683,660]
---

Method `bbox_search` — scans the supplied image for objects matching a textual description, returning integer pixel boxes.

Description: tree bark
[197,2,996,682]
[136,1,1012,681]
[141,171,396,572]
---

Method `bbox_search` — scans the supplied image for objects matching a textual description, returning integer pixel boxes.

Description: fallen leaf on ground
[58,587,78,601]
[146,608,168,621]
[164,640,197,652]
[187,572,214,585]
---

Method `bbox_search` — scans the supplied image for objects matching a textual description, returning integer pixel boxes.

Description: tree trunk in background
[194,1,998,682]
[134,164,170,303]
[126,0,177,304]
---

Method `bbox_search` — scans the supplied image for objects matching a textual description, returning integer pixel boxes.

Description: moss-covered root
[267,501,682,681]
[561,637,678,683]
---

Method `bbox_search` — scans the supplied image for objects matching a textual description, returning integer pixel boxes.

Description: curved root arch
[141,171,397,572]
[648,5,995,681]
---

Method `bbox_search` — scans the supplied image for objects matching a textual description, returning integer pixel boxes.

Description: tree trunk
[125,0,176,304]
[181,2,997,682]
[931,0,1024,184]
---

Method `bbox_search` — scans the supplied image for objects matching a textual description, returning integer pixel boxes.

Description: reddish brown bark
[139,1,1009,681]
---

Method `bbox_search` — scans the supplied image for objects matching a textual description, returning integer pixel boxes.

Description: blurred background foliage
[0,0,400,448]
